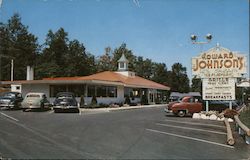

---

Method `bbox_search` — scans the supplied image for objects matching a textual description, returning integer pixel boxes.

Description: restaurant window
[97,86,107,97]
[67,85,85,97]
[107,86,117,97]
[124,87,131,97]
[50,85,67,97]
[95,86,117,97]
[50,85,85,97]
[87,85,95,97]
[132,88,140,98]
[124,88,140,98]
[120,62,124,69]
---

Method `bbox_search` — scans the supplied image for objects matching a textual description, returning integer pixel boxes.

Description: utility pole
[11,59,13,81]
[0,54,15,81]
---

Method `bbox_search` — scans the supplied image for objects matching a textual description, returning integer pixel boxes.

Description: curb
[80,104,166,113]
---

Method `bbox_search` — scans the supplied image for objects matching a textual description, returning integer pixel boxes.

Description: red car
[165,96,203,117]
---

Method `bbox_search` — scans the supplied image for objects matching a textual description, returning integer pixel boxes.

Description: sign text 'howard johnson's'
[192,45,247,101]
[192,46,247,78]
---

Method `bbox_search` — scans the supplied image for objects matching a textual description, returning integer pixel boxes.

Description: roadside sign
[202,78,236,100]
[192,46,247,78]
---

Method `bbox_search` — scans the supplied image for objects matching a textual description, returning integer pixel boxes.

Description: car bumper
[0,104,15,108]
[164,108,172,113]
[21,105,41,109]
[53,106,78,110]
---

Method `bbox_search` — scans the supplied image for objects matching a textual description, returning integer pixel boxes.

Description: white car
[21,92,51,111]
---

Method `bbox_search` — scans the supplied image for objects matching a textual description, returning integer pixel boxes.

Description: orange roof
[43,71,170,90]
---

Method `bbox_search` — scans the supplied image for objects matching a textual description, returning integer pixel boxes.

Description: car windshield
[58,95,73,99]
[3,93,15,98]
[178,97,184,102]
[57,93,74,99]
[26,94,41,98]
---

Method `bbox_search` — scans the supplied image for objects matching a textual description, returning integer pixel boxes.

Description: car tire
[22,109,26,112]
[75,108,80,113]
[54,109,59,113]
[40,103,44,111]
[177,110,186,117]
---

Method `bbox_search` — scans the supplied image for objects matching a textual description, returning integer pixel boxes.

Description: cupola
[116,54,135,77]
[118,53,129,71]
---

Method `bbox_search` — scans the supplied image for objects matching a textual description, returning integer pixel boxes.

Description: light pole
[191,33,212,53]
[191,33,212,112]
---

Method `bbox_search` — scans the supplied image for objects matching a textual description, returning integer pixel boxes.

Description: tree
[0,13,39,80]
[96,47,114,72]
[169,63,190,93]
[191,77,202,93]
[65,39,90,76]
[36,28,68,78]
[36,28,96,79]
[151,63,169,86]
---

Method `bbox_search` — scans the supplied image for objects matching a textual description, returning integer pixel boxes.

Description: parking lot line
[0,112,19,122]
[164,119,225,128]
[45,109,54,114]
[146,129,234,149]
[156,123,226,135]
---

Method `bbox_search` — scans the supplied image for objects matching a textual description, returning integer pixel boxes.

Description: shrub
[124,95,131,105]
[155,97,161,104]
[141,95,148,105]
[239,108,250,128]
[91,96,97,106]
[98,103,110,108]
[80,95,85,108]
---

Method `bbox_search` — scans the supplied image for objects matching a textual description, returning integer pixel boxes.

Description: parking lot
[0,106,249,159]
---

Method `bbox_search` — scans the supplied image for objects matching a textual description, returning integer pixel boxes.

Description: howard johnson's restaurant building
[4,54,170,105]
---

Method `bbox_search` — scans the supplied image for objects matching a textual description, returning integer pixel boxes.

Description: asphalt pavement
[0,106,249,159]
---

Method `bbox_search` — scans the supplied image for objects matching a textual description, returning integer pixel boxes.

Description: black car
[0,92,23,109]
[53,92,79,113]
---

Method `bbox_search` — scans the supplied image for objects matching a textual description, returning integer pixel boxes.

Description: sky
[0,0,249,79]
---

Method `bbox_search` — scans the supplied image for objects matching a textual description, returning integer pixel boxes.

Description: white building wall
[20,83,127,105]
[117,85,124,103]
[22,84,50,99]
[130,98,141,104]
[20,83,143,105]
[11,85,22,93]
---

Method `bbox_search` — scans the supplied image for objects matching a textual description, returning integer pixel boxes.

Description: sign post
[206,101,209,112]
[229,101,232,110]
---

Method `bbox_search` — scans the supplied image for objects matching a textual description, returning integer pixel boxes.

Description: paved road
[0,107,249,159]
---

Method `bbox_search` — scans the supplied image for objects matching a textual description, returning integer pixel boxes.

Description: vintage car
[53,92,79,113]
[167,97,184,111]
[21,92,51,111]
[0,92,23,109]
[165,96,203,117]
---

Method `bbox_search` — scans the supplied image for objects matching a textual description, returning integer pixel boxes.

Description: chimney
[26,66,34,80]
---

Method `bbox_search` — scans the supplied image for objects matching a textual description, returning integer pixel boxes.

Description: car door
[187,97,201,113]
